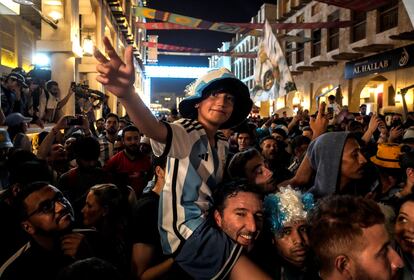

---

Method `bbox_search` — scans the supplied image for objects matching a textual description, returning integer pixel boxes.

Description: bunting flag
[135,7,251,34]
[157,51,257,58]
[314,0,390,11]
[403,0,414,27]
[143,42,207,52]
[253,20,296,102]
[137,20,353,32]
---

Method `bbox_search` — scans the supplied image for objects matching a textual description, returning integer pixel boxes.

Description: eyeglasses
[26,192,68,218]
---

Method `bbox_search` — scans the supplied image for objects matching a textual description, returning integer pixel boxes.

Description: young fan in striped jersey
[95,37,271,279]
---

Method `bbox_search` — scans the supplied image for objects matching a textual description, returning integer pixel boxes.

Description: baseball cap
[5,113,32,127]
[7,72,28,88]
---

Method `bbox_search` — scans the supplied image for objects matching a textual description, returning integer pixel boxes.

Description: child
[94,38,270,279]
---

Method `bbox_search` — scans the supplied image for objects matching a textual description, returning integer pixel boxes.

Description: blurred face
[350,224,403,280]
[214,191,263,248]
[302,130,312,139]
[271,132,284,142]
[273,221,309,268]
[244,154,274,193]
[82,191,105,227]
[6,77,19,90]
[49,144,67,161]
[49,84,59,96]
[105,116,119,135]
[197,91,234,128]
[22,185,74,235]
[360,106,367,115]
[119,121,127,130]
[122,130,140,155]
[96,120,105,132]
[340,138,367,183]
[237,133,251,151]
[395,201,414,257]
[260,138,278,160]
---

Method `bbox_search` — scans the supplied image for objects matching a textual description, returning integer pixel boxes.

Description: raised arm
[94,37,167,143]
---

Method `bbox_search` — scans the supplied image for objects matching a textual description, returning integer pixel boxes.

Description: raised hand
[310,102,328,140]
[94,37,135,98]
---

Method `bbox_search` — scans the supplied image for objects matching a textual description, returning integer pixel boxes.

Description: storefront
[346,43,414,114]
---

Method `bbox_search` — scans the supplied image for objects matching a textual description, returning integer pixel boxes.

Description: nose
[263,166,273,178]
[388,246,404,274]
[290,229,304,245]
[358,152,367,165]
[54,199,67,213]
[245,214,257,233]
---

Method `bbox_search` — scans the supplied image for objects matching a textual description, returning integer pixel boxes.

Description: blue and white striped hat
[179,68,253,129]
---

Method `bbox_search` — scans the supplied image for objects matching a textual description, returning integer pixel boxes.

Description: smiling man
[212,180,264,251]
[0,182,75,280]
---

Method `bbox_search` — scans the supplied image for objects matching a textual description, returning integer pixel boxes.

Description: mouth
[239,233,255,245]
[402,237,414,246]
[56,209,72,224]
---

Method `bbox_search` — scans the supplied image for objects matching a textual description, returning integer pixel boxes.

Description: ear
[407,168,414,178]
[21,221,35,235]
[194,103,200,109]
[214,210,223,228]
[155,166,164,178]
[334,255,352,279]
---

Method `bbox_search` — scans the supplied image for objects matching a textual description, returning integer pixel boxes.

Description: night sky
[146,0,276,100]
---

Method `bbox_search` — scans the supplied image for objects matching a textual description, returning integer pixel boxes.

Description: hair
[151,155,167,184]
[308,195,385,275]
[291,135,311,152]
[74,136,100,161]
[259,135,277,147]
[7,123,25,141]
[57,257,122,280]
[400,151,414,171]
[227,148,262,179]
[88,184,127,235]
[105,113,119,123]
[96,118,104,123]
[212,179,263,216]
[328,95,336,101]
[395,193,414,214]
[45,80,58,91]
[8,159,52,186]
[121,125,139,139]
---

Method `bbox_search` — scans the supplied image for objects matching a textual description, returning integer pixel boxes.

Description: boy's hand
[94,37,135,98]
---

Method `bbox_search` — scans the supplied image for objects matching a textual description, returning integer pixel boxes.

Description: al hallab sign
[345,44,414,79]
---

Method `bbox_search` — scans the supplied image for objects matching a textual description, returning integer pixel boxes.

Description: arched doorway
[358,75,395,115]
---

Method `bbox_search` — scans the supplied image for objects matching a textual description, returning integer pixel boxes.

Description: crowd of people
[0,37,413,280]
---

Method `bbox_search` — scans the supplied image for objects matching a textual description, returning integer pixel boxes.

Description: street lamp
[12,0,58,29]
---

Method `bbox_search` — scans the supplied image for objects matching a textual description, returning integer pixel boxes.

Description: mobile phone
[66,115,83,126]
[327,107,334,114]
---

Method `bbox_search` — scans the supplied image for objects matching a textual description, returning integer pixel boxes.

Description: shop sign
[345,44,413,79]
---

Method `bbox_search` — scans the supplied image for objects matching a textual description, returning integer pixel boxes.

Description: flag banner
[135,7,250,34]
[143,42,207,52]
[137,20,353,32]
[253,20,296,102]
[157,51,257,58]
[315,0,389,11]
[147,35,158,63]
[403,0,414,28]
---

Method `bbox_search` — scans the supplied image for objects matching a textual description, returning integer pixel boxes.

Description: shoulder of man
[174,118,204,134]
[0,242,31,278]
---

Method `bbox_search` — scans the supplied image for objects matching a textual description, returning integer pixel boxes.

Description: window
[296,31,304,63]
[296,13,304,23]
[286,42,292,66]
[327,10,340,52]
[311,4,320,16]
[378,0,398,33]
[312,29,321,57]
[351,11,366,42]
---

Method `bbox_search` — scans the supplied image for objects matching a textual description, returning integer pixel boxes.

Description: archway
[356,75,395,115]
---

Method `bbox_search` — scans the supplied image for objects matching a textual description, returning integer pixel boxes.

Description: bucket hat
[179,68,253,129]
[0,128,13,149]
[370,143,401,169]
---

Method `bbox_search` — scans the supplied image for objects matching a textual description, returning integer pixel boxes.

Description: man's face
[123,130,140,155]
[49,144,67,162]
[197,91,234,128]
[260,138,278,160]
[105,116,119,135]
[271,132,285,142]
[395,201,414,257]
[360,106,367,115]
[244,154,274,193]
[214,191,263,248]
[49,84,60,96]
[350,224,403,280]
[96,120,105,132]
[5,77,19,90]
[273,221,309,268]
[341,138,367,181]
[22,185,74,235]
[237,133,251,151]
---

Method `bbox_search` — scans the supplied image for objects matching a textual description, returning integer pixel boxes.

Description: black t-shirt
[132,191,165,263]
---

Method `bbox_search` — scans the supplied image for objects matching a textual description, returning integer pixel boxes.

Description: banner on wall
[253,20,296,103]
[157,51,257,58]
[146,35,158,63]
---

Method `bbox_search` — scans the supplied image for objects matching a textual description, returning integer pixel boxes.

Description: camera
[66,115,83,126]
